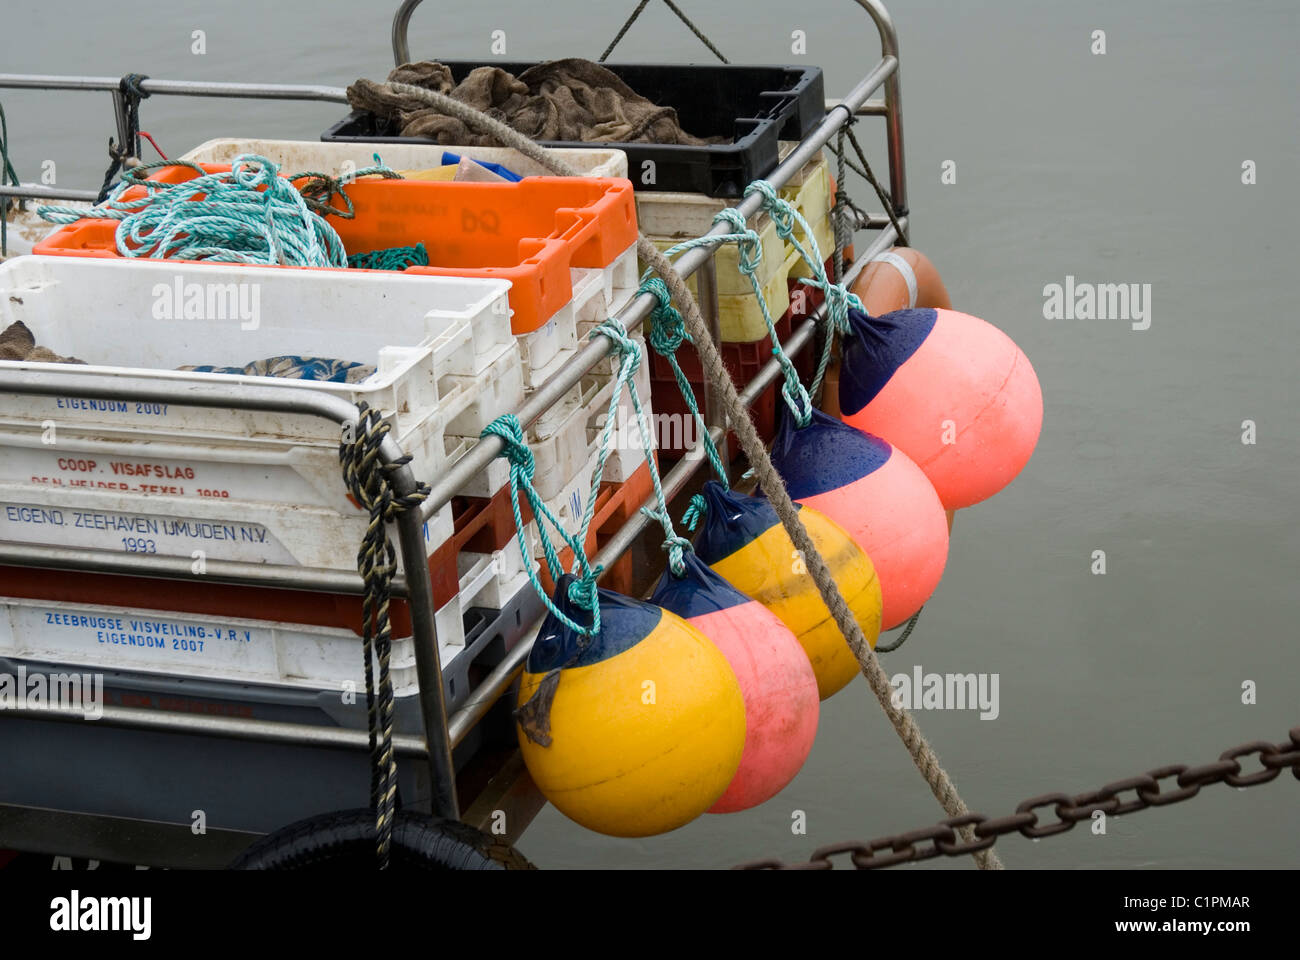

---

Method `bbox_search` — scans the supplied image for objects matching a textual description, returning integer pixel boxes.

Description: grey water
[2,0,1297,869]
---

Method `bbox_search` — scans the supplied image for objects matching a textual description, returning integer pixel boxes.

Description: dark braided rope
[339,403,431,869]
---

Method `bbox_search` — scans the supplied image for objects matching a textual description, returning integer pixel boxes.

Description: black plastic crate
[324,61,825,197]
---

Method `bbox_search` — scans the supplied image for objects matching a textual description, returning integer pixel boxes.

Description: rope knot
[121,73,151,100]
[480,414,535,479]
[589,316,642,375]
[640,278,691,357]
[682,493,708,532]
[712,207,763,276]
[566,574,601,613]
[801,277,862,334]
[744,179,796,238]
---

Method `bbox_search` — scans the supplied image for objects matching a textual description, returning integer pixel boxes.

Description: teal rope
[585,318,692,577]
[480,415,603,637]
[640,277,730,490]
[348,242,429,270]
[649,202,820,428]
[36,153,402,268]
[742,180,863,408]
[682,493,708,532]
[38,154,348,266]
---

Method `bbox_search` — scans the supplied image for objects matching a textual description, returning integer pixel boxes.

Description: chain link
[733,726,1300,870]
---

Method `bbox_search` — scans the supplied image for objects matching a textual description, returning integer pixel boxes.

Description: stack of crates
[0,140,662,833]
[635,146,838,461]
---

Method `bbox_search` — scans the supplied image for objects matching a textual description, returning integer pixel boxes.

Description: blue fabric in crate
[181,356,375,383]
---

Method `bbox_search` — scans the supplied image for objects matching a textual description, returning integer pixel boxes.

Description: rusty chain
[734,725,1300,870]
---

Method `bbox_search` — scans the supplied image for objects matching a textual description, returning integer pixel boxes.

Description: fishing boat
[0,0,1050,870]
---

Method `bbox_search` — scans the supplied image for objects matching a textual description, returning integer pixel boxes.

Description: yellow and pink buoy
[651,553,819,812]
[515,575,746,837]
[690,481,882,699]
[769,408,948,630]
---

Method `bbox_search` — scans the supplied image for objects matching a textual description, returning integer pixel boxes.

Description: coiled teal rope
[39,154,346,266]
[37,153,404,268]
[348,242,429,271]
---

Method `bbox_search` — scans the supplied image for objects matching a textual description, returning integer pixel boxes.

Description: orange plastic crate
[33,163,639,334]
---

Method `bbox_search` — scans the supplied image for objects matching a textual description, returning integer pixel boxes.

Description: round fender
[229,809,536,870]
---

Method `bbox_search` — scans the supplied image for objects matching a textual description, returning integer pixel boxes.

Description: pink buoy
[652,553,819,813]
[770,408,948,630]
[838,307,1043,510]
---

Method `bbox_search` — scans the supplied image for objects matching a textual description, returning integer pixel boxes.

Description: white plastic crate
[0,545,534,693]
[0,257,527,572]
[0,256,518,442]
[0,457,458,573]
[0,354,517,569]
[524,368,654,555]
[525,345,652,502]
[181,138,629,181]
[514,242,640,388]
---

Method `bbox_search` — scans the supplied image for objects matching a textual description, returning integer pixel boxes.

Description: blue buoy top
[838,307,937,415]
[691,481,797,564]
[527,574,664,672]
[770,406,893,500]
[651,551,750,619]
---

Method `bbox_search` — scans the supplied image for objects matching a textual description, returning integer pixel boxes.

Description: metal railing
[0,0,908,856]
[0,75,349,203]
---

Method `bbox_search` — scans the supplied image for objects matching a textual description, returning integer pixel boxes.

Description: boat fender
[515,575,746,837]
[651,552,819,812]
[691,480,883,699]
[228,809,535,870]
[837,303,1043,510]
[769,407,948,630]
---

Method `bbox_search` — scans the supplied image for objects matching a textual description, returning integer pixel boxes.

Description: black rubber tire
[229,809,536,870]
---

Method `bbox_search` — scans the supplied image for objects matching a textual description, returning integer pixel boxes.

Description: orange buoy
[853,247,952,314]
[652,553,819,813]
[837,303,1043,510]
[770,407,948,630]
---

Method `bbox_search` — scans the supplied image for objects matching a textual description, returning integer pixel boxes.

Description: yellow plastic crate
[646,217,785,298]
[786,213,836,281]
[639,245,793,342]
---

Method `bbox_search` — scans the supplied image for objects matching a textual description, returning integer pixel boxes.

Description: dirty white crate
[0,447,458,574]
[181,138,629,181]
[0,548,533,692]
[515,242,640,387]
[0,256,519,442]
[0,257,528,571]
